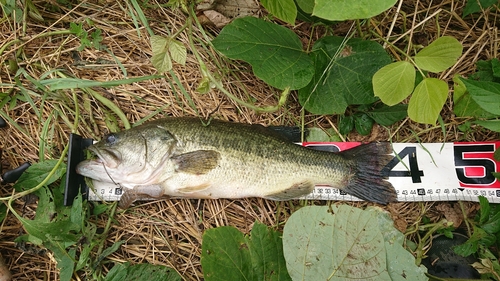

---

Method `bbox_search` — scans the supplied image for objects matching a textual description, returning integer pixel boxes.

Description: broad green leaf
[14,160,65,192]
[495,147,500,161]
[366,104,408,126]
[354,113,374,135]
[201,223,291,281]
[414,36,463,73]
[452,74,494,118]
[312,0,397,20]
[460,78,500,115]
[168,39,187,65]
[296,0,314,13]
[298,36,391,114]
[105,262,182,281]
[373,61,415,106]
[49,242,76,281]
[283,205,427,281]
[212,17,313,90]
[366,207,427,280]
[474,120,500,132]
[463,0,498,17]
[260,0,297,25]
[408,78,448,124]
[151,35,172,73]
[18,216,80,245]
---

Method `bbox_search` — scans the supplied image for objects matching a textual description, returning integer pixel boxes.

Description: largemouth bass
[76,117,397,207]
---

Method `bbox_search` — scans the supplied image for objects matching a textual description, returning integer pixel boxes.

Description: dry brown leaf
[435,203,463,228]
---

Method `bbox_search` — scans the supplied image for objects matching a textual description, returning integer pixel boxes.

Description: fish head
[76,124,178,186]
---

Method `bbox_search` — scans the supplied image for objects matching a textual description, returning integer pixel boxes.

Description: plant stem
[458,201,472,237]
[370,30,426,78]
[414,219,452,265]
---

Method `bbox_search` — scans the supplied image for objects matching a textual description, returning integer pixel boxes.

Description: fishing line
[101,162,122,191]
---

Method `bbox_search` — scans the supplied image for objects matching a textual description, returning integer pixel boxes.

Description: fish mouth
[87,146,121,169]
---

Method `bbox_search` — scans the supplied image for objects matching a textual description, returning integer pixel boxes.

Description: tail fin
[340,142,397,204]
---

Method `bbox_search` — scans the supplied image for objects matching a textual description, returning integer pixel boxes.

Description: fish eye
[106,134,117,144]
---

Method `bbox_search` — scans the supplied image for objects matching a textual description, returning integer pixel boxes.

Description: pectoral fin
[264,181,314,200]
[172,150,220,175]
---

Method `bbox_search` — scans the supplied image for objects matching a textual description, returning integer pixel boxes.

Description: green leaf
[462,0,498,17]
[482,210,500,234]
[18,216,80,246]
[354,113,374,135]
[13,160,66,192]
[495,147,500,161]
[373,61,415,106]
[414,36,463,73]
[454,226,490,257]
[366,104,408,126]
[460,78,500,115]
[298,36,391,114]
[478,196,491,225]
[212,17,313,90]
[453,75,496,118]
[283,205,427,281]
[339,115,354,135]
[312,0,398,20]
[201,222,291,281]
[151,35,173,73]
[408,78,449,124]
[491,58,500,78]
[168,39,187,65]
[471,59,500,82]
[474,120,500,132]
[105,262,182,281]
[260,0,297,25]
[49,242,76,281]
[306,127,342,142]
[296,0,314,14]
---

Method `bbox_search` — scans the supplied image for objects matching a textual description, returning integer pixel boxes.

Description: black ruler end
[64,133,93,206]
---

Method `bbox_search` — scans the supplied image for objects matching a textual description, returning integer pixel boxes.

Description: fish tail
[339,142,397,204]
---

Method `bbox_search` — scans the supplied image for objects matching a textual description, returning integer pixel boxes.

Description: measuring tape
[83,141,500,204]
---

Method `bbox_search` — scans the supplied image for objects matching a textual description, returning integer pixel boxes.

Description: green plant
[69,21,104,51]
[373,36,463,124]
[454,58,500,132]
[462,0,499,17]
[200,205,428,280]
[454,196,500,280]
[206,1,464,131]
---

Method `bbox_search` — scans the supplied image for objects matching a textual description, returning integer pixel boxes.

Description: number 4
[381,147,424,183]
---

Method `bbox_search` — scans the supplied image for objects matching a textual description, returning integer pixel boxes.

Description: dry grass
[0,0,499,280]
